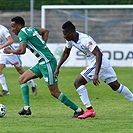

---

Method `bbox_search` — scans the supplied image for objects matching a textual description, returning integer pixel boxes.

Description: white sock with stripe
[116,84,133,101]
[77,85,92,108]
[0,74,8,91]
[27,79,36,87]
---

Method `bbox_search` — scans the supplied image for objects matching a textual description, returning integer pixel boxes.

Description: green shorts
[30,58,58,85]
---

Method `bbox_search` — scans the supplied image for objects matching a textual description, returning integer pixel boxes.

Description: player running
[54,21,133,119]
[0,24,37,96]
[4,16,83,117]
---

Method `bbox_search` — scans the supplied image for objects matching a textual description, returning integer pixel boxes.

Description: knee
[74,80,78,89]
[16,67,25,75]
[18,77,24,84]
[18,77,22,84]
[74,75,87,89]
[74,79,83,89]
[17,70,24,75]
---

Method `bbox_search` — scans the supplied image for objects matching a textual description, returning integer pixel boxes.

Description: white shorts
[80,56,117,84]
[0,54,22,68]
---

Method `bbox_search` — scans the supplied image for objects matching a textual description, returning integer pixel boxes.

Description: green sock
[58,93,78,111]
[20,83,29,106]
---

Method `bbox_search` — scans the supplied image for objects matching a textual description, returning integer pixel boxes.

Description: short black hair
[11,16,25,26]
[62,21,75,31]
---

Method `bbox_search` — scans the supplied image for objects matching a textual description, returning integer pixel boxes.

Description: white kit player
[54,21,133,119]
[0,24,37,96]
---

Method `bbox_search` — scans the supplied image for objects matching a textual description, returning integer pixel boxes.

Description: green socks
[58,93,78,111]
[20,84,79,112]
[20,83,29,106]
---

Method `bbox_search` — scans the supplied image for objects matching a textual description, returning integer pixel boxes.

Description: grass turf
[0,67,132,133]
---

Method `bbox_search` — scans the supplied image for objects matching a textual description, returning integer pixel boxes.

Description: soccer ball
[0,104,6,118]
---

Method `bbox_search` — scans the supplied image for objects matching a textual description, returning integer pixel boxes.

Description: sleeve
[34,27,39,32]
[82,36,97,52]
[2,26,11,38]
[18,30,27,44]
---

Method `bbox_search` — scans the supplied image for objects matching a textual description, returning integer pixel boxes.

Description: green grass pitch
[0,67,132,133]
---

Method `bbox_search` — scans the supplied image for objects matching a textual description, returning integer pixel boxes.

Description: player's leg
[108,80,133,101]
[100,59,133,102]
[18,69,38,115]
[48,83,84,118]
[43,59,83,118]
[8,54,37,96]
[15,66,37,96]
[76,57,110,119]
[74,63,96,119]
[0,55,9,96]
[74,74,91,108]
[18,63,44,115]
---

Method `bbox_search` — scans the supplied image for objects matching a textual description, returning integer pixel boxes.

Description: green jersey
[18,27,55,63]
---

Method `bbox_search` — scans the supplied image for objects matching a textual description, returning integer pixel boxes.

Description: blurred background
[0,0,132,44]
[0,0,132,67]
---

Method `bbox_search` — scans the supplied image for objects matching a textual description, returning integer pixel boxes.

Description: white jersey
[66,31,100,62]
[0,25,22,67]
[66,31,117,84]
[0,25,15,54]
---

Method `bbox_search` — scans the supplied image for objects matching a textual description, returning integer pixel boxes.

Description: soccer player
[4,16,83,117]
[0,24,37,96]
[54,21,133,119]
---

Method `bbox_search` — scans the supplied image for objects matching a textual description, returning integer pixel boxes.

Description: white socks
[27,79,36,87]
[76,107,82,112]
[76,84,133,110]
[77,85,92,108]
[0,75,36,92]
[116,84,133,101]
[0,74,8,91]
[24,106,30,110]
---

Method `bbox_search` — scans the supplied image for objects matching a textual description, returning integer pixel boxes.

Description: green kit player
[4,16,83,118]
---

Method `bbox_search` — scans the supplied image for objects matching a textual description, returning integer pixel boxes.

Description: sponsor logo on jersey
[88,41,93,46]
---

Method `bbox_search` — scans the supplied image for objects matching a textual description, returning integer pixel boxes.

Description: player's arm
[92,46,102,86]
[38,28,49,43]
[0,36,13,49]
[4,43,26,55]
[54,47,71,77]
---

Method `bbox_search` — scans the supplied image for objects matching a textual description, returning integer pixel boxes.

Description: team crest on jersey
[19,37,22,41]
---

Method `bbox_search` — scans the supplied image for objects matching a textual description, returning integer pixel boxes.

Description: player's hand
[93,74,100,86]
[4,47,12,54]
[54,69,59,78]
